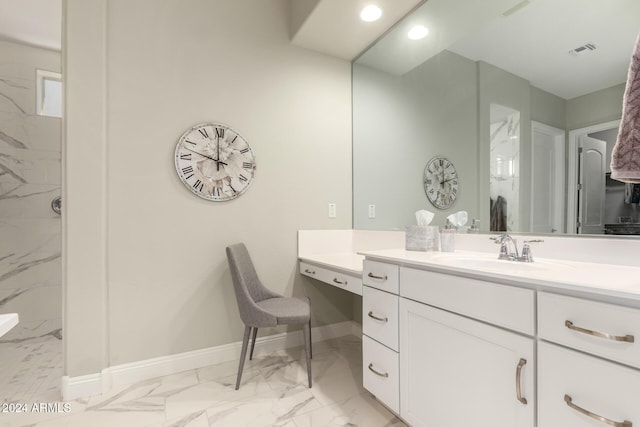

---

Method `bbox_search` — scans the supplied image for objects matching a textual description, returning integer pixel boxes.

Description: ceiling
[354,0,640,100]
[295,0,639,99]
[1,0,636,100]
[355,0,523,75]
[447,0,640,99]
[0,0,61,51]
[0,0,418,58]
[290,0,423,60]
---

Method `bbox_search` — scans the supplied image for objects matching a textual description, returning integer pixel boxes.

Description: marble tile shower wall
[0,40,61,342]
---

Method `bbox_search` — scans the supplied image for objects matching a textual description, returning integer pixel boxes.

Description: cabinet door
[538,341,640,427]
[299,261,363,295]
[363,260,399,294]
[538,292,640,369]
[363,286,399,351]
[400,298,535,427]
[362,335,399,414]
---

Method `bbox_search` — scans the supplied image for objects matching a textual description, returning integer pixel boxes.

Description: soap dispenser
[440,219,456,252]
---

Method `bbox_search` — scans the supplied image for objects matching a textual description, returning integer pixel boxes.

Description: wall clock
[423,156,458,209]
[174,123,256,201]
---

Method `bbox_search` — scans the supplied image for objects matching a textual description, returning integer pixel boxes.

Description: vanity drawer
[400,267,535,335]
[299,261,362,295]
[538,292,640,368]
[363,335,399,415]
[363,286,399,351]
[538,341,640,427]
[363,260,399,294]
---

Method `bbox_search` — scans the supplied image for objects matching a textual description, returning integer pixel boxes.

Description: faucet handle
[490,233,508,243]
[491,234,514,259]
[520,239,544,263]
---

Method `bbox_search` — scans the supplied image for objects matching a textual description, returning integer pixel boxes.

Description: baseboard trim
[62,320,359,401]
[61,373,102,401]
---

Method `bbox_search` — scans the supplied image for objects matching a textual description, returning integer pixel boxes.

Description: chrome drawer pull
[565,320,635,343]
[333,278,347,285]
[367,311,388,323]
[304,269,315,275]
[367,272,388,281]
[564,394,632,427]
[368,363,389,378]
[515,358,527,405]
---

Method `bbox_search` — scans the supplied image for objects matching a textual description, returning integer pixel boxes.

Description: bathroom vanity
[359,250,640,427]
[298,230,640,427]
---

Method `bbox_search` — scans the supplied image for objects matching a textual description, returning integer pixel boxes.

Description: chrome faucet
[493,234,519,260]
[491,234,544,262]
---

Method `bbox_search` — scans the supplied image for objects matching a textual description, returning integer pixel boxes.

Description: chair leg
[308,319,312,359]
[306,296,313,359]
[249,327,258,360]
[303,322,312,388]
[235,325,252,390]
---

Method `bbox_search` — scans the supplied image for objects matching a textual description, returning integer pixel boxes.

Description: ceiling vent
[569,43,597,56]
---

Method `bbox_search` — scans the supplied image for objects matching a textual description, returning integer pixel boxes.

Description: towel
[611,33,640,182]
[490,196,507,232]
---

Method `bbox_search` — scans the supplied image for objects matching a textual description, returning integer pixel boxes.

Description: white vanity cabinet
[538,292,640,427]
[362,259,399,294]
[538,341,640,427]
[538,292,640,369]
[399,268,535,427]
[349,246,640,427]
[363,285,399,351]
[361,260,400,414]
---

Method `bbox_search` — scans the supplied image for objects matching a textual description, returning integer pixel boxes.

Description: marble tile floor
[0,334,62,406]
[0,335,406,427]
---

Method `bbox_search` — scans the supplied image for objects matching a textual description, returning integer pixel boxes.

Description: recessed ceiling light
[360,5,382,22]
[408,25,429,40]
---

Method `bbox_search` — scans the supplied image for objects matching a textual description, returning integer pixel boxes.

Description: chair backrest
[226,243,280,326]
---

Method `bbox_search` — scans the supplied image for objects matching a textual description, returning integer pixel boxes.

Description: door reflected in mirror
[531,122,565,234]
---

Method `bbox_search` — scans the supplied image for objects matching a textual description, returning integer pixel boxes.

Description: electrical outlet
[368,204,376,218]
[328,203,337,218]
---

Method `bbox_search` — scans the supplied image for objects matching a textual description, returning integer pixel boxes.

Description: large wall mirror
[353,0,640,236]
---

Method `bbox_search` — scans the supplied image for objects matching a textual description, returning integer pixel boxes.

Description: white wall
[566,84,625,131]
[64,0,353,376]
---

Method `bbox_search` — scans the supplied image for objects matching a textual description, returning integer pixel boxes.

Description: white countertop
[296,229,640,304]
[358,249,640,303]
[0,313,19,338]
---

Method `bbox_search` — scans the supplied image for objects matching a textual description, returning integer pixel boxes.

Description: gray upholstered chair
[226,243,312,390]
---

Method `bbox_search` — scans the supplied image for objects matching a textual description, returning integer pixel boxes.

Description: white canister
[440,227,456,252]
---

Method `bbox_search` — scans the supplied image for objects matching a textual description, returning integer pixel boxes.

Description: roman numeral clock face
[423,156,459,209]
[174,123,256,201]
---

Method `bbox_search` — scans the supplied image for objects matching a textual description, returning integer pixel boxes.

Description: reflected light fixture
[360,5,382,22]
[408,25,429,40]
